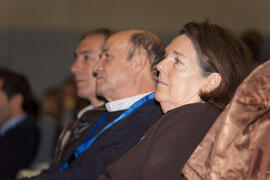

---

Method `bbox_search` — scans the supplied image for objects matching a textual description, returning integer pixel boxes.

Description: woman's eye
[175,58,182,65]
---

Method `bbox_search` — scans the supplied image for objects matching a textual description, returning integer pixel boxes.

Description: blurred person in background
[59,77,78,128]
[0,69,40,179]
[242,29,263,68]
[29,88,62,172]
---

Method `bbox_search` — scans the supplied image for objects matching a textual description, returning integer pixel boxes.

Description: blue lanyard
[59,92,155,172]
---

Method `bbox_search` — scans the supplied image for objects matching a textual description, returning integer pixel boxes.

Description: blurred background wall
[0,0,270,99]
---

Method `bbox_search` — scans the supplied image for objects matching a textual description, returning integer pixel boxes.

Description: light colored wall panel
[0,0,269,34]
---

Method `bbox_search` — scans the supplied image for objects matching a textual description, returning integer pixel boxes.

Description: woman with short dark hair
[98,21,252,180]
[179,21,252,110]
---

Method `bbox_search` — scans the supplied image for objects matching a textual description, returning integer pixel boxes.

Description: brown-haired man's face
[70,35,105,100]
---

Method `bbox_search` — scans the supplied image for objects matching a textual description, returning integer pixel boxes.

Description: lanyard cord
[59,92,155,172]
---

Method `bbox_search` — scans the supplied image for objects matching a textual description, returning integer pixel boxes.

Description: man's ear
[202,73,222,92]
[131,52,148,73]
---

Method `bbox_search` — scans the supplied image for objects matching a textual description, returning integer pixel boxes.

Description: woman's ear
[202,73,222,92]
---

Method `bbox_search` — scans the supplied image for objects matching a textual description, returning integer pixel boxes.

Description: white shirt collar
[0,114,26,136]
[77,102,105,119]
[105,92,153,112]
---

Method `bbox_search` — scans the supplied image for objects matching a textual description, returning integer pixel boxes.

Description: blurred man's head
[0,69,37,124]
[93,30,165,101]
[71,28,113,101]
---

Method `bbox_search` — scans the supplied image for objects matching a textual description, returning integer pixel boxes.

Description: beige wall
[0,0,270,34]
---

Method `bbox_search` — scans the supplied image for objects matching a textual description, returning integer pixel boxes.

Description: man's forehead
[104,32,132,51]
[78,35,104,48]
[76,36,104,54]
[81,34,105,43]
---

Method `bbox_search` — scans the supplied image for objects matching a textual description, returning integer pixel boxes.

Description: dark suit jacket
[26,100,162,180]
[52,107,106,165]
[0,115,40,179]
[98,103,220,180]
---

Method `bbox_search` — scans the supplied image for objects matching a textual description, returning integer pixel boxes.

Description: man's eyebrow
[77,50,93,55]
[74,50,93,57]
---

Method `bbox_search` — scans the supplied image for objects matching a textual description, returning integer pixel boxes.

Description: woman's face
[155,34,208,113]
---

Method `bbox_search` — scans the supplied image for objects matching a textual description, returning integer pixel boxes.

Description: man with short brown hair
[53,28,113,163]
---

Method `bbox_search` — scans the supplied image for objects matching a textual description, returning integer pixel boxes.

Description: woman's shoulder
[165,103,220,118]
[157,103,221,133]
